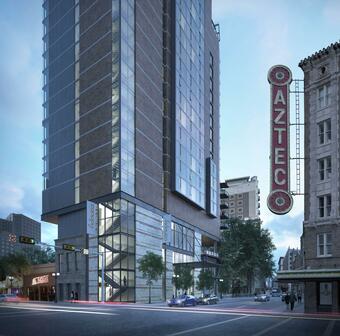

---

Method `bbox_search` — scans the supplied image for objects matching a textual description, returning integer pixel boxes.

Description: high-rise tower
[42,0,220,302]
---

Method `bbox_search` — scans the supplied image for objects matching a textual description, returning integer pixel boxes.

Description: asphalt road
[0,297,339,336]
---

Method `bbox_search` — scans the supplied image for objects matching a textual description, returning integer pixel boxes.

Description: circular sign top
[267,190,293,215]
[267,65,292,86]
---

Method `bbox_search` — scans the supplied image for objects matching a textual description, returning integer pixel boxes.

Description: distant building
[282,248,301,271]
[0,214,41,257]
[278,257,284,272]
[220,176,260,222]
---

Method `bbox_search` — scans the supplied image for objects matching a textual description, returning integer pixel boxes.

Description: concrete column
[304,281,317,313]
[332,281,338,312]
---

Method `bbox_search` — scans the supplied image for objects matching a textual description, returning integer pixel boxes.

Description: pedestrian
[123,276,127,287]
[284,293,290,310]
[297,291,302,304]
[290,292,297,311]
[70,290,74,302]
[75,291,79,301]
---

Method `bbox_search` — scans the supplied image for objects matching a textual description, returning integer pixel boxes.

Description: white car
[254,294,270,302]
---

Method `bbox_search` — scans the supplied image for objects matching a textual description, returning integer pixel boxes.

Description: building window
[317,233,332,257]
[318,194,331,218]
[318,119,331,145]
[318,156,332,181]
[318,83,330,109]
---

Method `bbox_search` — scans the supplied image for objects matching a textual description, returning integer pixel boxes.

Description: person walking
[284,293,290,310]
[290,292,297,311]
[297,291,302,304]
[70,290,75,303]
[74,291,79,301]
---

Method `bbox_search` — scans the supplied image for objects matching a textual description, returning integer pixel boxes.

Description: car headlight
[203,298,208,302]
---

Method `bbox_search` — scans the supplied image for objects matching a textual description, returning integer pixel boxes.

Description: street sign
[267,65,294,215]
[19,236,36,245]
[63,244,75,251]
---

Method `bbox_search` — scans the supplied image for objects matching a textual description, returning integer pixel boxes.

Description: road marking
[3,305,117,316]
[2,303,115,312]
[125,306,340,322]
[323,320,336,336]
[166,315,249,336]
[129,306,248,316]
[250,318,291,336]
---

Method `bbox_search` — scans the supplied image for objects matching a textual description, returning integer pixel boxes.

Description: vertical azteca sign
[267,65,293,215]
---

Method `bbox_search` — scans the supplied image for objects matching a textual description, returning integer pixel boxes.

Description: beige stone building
[220,176,260,222]
[278,41,340,313]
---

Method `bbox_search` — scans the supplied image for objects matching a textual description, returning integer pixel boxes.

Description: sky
[0,0,339,265]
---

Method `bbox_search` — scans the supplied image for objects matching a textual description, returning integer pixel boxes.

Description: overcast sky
[0,0,339,265]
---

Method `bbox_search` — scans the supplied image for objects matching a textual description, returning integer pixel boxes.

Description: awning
[277,269,340,282]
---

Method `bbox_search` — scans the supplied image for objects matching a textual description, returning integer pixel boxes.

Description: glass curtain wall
[174,0,205,207]
[112,0,135,195]
[98,199,136,302]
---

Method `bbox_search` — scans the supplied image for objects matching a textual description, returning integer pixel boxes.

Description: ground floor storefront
[23,263,56,302]
[53,196,220,303]
[277,269,340,313]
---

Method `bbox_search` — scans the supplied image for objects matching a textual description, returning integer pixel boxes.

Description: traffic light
[63,244,75,251]
[19,236,36,245]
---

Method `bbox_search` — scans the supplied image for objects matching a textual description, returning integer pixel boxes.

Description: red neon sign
[267,65,293,215]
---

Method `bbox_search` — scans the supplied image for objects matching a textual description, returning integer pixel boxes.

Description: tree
[218,218,276,294]
[0,253,31,281]
[138,251,164,304]
[22,246,56,265]
[172,264,194,294]
[196,269,214,292]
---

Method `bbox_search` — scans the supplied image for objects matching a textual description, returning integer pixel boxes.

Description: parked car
[254,294,270,302]
[167,294,197,307]
[271,289,281,297]
[0,294,18,302]
[197,294,219,305]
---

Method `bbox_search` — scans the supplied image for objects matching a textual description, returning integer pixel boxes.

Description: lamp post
[52,272,60,303]
[172,274,179,297]
[219,278,224,299]
[8,276,14,294]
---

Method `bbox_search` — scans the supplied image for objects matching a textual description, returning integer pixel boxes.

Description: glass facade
[112,0,135,196]
[171,222,194,254]
[206,158,218,217]
[98,199,136,302]
[42,0,76,191]
[174,0,205,208]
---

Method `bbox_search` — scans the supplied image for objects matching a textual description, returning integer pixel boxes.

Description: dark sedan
[197,294,219,305]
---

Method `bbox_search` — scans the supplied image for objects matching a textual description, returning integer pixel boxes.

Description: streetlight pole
[219,278,224,299]
[172,274,179,297]
[52,272,60,303]
[8,276,14,294]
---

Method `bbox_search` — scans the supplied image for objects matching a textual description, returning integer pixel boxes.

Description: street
[0,297,339,336]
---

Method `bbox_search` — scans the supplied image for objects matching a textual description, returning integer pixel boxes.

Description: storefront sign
[32,275,49,286]
[267,65,293,215]
[87,201,98,235]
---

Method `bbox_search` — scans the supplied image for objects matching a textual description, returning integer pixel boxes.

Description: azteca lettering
[32,275,49,286]
[267,65,293,215]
